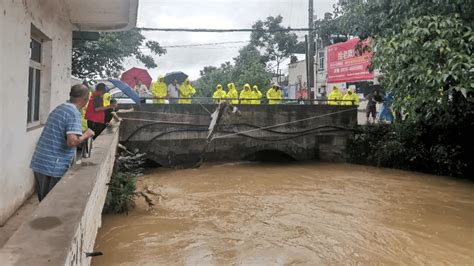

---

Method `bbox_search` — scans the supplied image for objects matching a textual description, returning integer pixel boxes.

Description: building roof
[65,0,138,31]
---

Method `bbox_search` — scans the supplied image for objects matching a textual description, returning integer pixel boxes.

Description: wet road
[93,162,474,265]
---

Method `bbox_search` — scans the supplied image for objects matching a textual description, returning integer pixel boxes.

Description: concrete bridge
[120,104,358,167]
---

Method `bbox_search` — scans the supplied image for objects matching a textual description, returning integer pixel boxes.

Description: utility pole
[308,0,315,91]
[305,35,309,89]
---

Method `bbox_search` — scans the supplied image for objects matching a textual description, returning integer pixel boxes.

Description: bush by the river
[347,120,472,179]
[103,152,146,214]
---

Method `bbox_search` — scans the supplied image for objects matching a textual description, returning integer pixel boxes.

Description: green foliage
[195,44,272,97]
[372,15,474,121]
[250,15,298,73]
[103,152,147,214]
[348,121,472,178]
[72,29,166,80]
[104,172,137,214]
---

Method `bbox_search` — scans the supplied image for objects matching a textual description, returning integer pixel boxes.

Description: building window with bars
[27,37,42,126]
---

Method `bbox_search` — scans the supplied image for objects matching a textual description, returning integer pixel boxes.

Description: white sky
[125,0,338,80]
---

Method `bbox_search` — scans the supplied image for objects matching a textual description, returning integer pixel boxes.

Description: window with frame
[318,51,325,70]
[27,37,42,126]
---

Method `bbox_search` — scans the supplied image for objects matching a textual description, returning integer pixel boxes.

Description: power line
[137,27,317,33]
[162,40,249,48]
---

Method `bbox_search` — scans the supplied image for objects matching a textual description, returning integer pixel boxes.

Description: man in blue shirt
[30,84,95,201]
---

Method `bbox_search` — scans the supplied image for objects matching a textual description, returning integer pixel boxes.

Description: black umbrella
[164,71,188,85]
[364,84,385,97]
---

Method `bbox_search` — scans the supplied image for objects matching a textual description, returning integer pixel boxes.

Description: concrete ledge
[0,124,119,266]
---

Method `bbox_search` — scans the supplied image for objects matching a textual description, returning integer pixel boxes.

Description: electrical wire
[137,27,318,33]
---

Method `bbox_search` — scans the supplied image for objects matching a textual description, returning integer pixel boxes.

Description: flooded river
[93,162,473,265]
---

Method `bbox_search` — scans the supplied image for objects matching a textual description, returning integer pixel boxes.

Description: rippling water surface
[93,162,474,265]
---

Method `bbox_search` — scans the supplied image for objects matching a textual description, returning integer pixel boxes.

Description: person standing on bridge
[30,84,95,201]
[266,83,283,104]
[240,83,252,104]
[226,82,239,104]
[251,85,262,104]
[342,88,360,106]
[151,75,167,104]
[179,79,196,104]
[212,84,227,103]
[168,79,180,104]
[328,86,343,105]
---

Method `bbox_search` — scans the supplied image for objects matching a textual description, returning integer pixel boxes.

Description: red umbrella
[120,67,152,88]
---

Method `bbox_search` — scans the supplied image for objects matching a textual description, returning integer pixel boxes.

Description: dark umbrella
[120,67,152,88]
[364,84,384,97]
[164,71,188,85]
[108,79,141,106]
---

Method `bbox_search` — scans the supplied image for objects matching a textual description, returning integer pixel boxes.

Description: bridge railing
[113,96,358,105]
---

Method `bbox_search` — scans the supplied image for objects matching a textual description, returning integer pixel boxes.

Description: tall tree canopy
[326,0,473,177]
[195,44,272,97]
[72,29,166,81]
[250,15,298,77]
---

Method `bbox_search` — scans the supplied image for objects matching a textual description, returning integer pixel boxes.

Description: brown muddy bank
[93,162,474,265]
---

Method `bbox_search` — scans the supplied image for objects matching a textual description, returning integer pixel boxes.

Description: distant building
[0,0,139,225]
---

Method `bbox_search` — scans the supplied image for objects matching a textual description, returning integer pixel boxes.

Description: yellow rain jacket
[103,91,111,107]
[179,79,196,104]
[212,84,227,102]
[250,85,262,104]
[226,83,239,104]
[328,87,343,105]
[266,87,282,104]
[342,89,360,106]
[239,84,252,104]
[151,76,167,104]
[81,91,92,131]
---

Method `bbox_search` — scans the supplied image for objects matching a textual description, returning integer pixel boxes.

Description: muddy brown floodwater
[93,162,474,265]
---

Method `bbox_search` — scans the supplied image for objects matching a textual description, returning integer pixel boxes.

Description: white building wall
[0,0,73,225]
[288,60,307,87]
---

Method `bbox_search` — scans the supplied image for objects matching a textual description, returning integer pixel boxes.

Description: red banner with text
[327,38,374,83]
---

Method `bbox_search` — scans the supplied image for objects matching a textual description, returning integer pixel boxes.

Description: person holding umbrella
[133,78,150,100]
[179,79,196,104]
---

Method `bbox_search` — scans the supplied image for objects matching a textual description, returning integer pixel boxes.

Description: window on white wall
[27,25,51,129]
[27,37,42,125]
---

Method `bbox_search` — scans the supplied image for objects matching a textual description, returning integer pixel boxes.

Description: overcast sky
[125,0,338,80]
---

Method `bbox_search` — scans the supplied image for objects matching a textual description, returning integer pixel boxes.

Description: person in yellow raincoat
[239,83,252,104]
[212,84,227,103]
[226,82,239,104]
[342,88,360,106]
[81,90,92,131]
[328,86,343,105]
[179,79,196,104]
[251,85,262,104]
[266,83,282,104]
[151,75,167,104]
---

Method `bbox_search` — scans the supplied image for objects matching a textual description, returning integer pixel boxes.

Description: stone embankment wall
[119,104,357,167]
[0,124,119,266]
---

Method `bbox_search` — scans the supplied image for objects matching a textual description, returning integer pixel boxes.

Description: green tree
[72,29,166,80]
[250,15,298,78]
[195,44,272,97]
[326,0,474,177]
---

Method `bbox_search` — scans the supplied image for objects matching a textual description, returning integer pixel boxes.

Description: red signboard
[327,38,374,83]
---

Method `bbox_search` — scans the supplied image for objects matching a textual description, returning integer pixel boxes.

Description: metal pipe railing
[112,96,359,105]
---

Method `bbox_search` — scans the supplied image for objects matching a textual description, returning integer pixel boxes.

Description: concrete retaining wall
[119,104,357,167]
[0,124,119,266]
